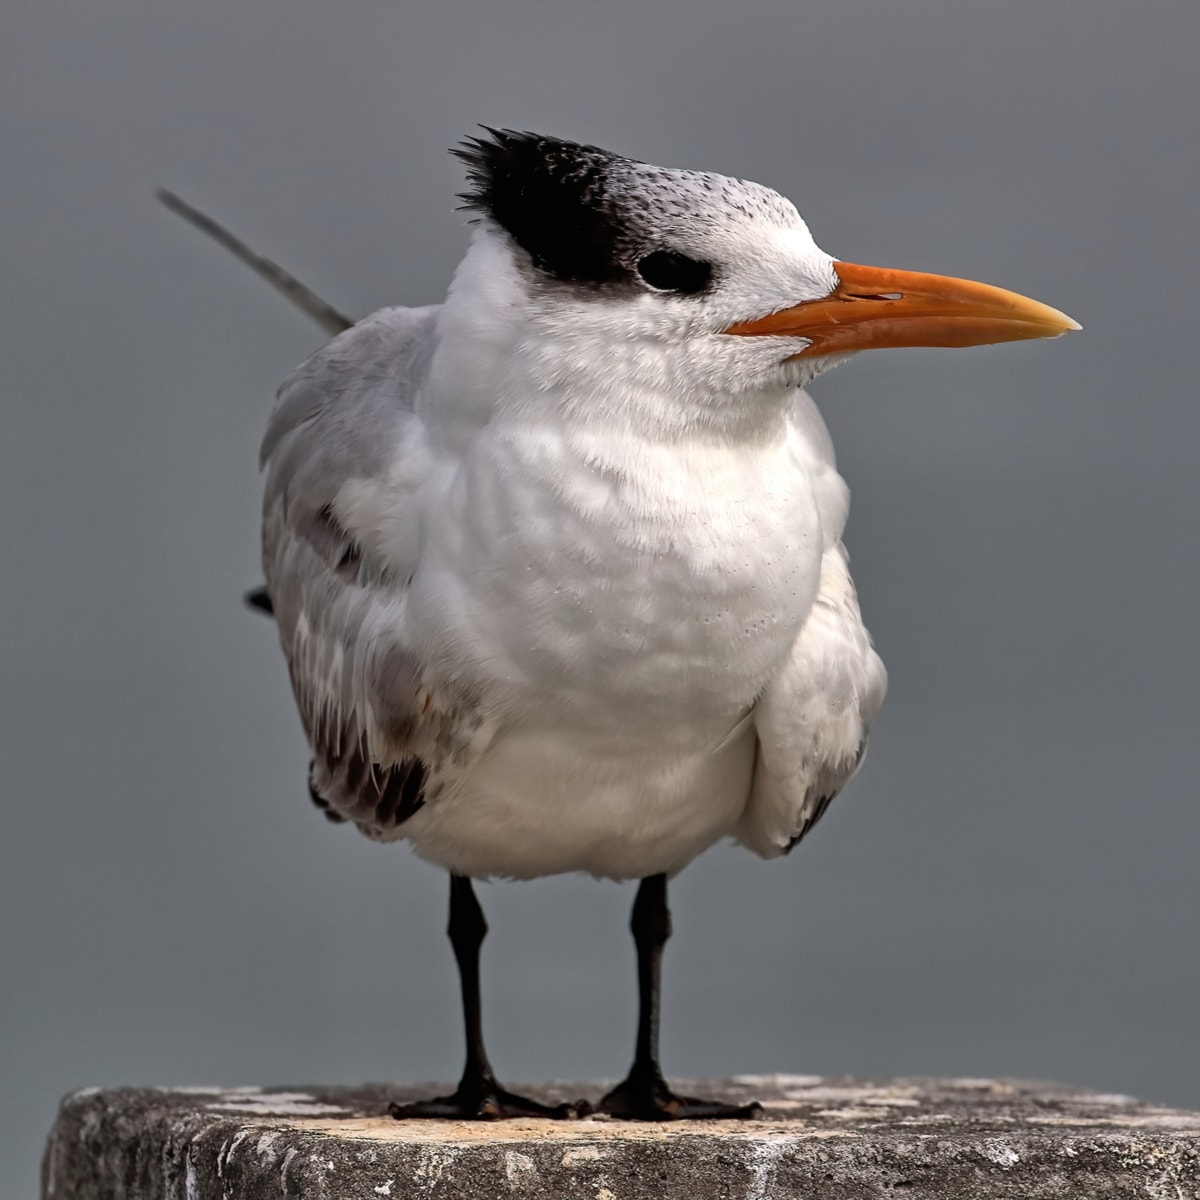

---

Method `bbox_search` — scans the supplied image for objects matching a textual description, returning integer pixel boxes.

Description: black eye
[636,251,712,294]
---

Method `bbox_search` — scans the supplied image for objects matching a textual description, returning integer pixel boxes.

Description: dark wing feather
[260,306,483,838]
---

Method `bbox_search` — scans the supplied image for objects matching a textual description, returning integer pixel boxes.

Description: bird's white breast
[411,415,825,727]
[397,411,830,879]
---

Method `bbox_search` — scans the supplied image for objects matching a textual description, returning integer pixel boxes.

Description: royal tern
[179,130,1078,1121]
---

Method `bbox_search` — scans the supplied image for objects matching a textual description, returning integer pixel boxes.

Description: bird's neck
[426,328,798,451]
[423,232,799,448]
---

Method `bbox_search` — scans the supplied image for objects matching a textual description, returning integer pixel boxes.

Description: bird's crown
[453,128,635,285]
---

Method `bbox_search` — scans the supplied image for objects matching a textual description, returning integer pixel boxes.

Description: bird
[165,129,1078,1121]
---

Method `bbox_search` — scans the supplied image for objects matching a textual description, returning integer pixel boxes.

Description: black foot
[388,1080,583,1121]
[598,1070,763,1122]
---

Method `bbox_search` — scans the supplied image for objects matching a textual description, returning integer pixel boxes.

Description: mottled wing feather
[782,742,867,853]
[261,305,478,839]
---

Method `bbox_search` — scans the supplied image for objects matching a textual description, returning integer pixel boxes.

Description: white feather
[260,166,886,879]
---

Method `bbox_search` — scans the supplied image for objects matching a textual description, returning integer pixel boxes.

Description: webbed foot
[597,1068,762,1121]
[388,1078,583,1120]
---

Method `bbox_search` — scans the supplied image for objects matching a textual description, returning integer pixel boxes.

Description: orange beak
[724,261,1080,358]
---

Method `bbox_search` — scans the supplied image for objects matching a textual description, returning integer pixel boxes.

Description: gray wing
[261,305,481,838]
[740,541,887,857]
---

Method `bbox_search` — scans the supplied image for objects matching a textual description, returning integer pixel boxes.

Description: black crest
[453,128,636,286]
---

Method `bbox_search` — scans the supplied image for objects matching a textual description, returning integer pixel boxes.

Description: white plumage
[260,163,886,881]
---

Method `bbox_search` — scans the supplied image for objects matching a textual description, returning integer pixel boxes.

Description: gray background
[2,1,1197,1193]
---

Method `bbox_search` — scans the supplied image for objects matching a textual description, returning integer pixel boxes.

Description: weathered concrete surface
[43,1077,1200,1199]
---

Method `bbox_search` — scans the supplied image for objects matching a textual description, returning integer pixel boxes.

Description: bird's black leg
[598,874,762,1121]
[388,874,581,1120]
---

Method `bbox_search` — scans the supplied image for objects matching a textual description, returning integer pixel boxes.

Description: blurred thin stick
[156,188,354,336]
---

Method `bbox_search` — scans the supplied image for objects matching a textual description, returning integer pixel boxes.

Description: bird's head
[440,130,1078,437]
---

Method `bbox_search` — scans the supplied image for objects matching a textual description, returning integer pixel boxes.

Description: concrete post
[43,1077,1200,1198]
